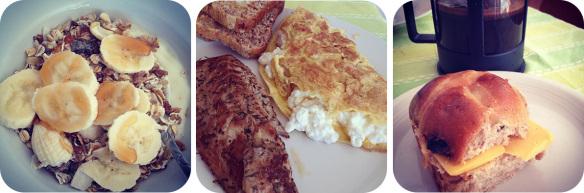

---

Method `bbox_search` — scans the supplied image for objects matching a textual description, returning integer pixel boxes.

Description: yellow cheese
[434,145,505,176]
[505,121,553,161]
[433,121,553,176]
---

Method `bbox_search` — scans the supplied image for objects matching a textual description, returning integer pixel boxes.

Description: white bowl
[0,0,191,191]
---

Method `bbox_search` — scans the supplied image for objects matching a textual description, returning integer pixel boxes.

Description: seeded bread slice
[202,1,285,31]
[196,55,297,193]
[196,6,283,58]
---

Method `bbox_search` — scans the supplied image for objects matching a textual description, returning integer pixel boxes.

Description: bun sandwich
[409,70,553,191]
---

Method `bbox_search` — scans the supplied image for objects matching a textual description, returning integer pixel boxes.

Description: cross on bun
[409,70,529,164]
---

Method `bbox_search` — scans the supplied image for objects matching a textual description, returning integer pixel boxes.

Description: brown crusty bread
[196,55,297,193]
[196,2,284,58]
[409,70,529,164]
[202,1,285,31]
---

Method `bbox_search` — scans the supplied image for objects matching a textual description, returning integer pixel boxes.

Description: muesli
[0,12,184,192]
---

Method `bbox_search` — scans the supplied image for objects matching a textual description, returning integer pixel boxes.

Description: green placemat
[393,8,584,98]
[285,1,387,39]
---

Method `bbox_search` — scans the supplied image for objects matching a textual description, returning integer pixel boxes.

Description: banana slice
[75,147,140,191]
[0,69,42,129]
[32,82,98,133]
[108,111,162,165]
[134,89,151,113]
[100,34,156,73]
[94,81,140,126]
[39,51,99,94]
[89,22,114,40]
[31,122,73,167]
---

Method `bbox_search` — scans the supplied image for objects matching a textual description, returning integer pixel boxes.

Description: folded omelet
[258,8,387,152]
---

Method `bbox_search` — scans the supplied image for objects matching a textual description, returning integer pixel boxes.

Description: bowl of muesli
[0,0,190,192]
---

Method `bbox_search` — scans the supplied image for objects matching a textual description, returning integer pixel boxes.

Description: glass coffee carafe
[404,0,528,74]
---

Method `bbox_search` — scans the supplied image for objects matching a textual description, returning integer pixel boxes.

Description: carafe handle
[404,1,436,43]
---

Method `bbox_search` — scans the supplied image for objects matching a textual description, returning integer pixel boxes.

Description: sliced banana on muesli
[39,51,99,94]
[134,89,151,113]
[0,69,42,129]
[73,147,140,191]
[32,82,98,133]
[31,122,73,167]
[108,110,162,165]
[100,34,156,73]
[89,22,114,40]
[94,81,140,126]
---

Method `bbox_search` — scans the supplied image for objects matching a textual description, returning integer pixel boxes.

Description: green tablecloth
[285,1,387,39]
[393,8,584,98]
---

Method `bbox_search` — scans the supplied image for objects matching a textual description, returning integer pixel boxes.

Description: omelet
[258,8,387,152]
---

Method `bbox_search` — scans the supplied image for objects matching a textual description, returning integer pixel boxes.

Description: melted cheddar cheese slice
[505,121,554,161]
[435,145,505,176]
[434,121,553,176]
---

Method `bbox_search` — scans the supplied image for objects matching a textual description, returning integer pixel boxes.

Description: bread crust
[196,55,297,193]
[196,5,284,58]
[409,70,529,163]
[202,1,285,31]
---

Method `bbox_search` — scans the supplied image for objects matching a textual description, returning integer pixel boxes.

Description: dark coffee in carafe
[403,0,528,73]
[437,0,525,55]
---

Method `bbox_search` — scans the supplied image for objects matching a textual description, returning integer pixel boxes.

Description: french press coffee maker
[404,0,528,74]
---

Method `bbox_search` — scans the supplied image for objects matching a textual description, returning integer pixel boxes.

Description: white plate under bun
[394,71,584,192]
[0,0,191,191]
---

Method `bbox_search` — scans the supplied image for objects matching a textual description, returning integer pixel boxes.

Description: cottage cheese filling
[338,112,386,147]
[285,89,339,144]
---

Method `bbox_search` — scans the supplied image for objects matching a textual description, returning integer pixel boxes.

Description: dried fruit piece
[71,39,99,56]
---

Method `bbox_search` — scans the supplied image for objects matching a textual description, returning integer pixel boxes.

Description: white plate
[0,0,191,191]
[196,8,388,193]
[393,71,584,192]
